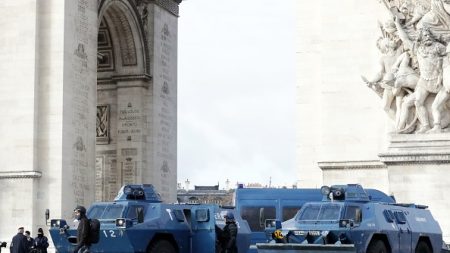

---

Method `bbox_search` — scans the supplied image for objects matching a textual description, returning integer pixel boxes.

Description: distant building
[177,184,234,206]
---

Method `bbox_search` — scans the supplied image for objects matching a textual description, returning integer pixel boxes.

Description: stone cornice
[380,133,450,164]
[97,74,152,89]
[0,171,42,179]
[378,151,450,164]
[318,160,386,170]
[151,0,181,17]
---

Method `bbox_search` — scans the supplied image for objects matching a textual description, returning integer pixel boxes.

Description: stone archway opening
[95,0,150,201]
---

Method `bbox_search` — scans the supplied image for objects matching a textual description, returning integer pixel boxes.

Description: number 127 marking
[103,230,116,238]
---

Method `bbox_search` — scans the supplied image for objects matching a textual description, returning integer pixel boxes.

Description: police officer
[10,227,27,253]
[220,211,238,253]
[24,231,34,253]
[73,206,90,253]
[34,228,49,253]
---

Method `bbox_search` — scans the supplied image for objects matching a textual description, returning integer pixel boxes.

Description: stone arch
[98,0,150,77]
[95,0,152,201]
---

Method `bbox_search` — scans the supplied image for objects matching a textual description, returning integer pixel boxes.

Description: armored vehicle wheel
[367,239,388,253]
[148,240,177,253]
[415,241,432,253]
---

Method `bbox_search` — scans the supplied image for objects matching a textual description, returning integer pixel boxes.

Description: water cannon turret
[114,184,162,203]
[321,184,370,202]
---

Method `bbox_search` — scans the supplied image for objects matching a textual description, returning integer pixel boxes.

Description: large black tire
[367,239,388,253]
[147,240,177,253]
[415,241,432,253]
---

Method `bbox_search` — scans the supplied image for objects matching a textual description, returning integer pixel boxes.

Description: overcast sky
[177,0,297,189]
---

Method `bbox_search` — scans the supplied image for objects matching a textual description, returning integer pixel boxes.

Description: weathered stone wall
[0,0,39,240]
[296,0,388,187]
[149,3,178,202]
[320,161,390,193]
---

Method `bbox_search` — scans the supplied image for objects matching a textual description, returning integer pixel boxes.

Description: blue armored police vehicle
[49,184,251,253]
[256,184,444,253]
[234,184,397,253]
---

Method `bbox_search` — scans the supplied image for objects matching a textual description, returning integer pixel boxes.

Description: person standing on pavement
[24,231,34,253]
[73,206,90,253]
[34,228,49,253]
[10,227,27,253]
[220,211,238,253]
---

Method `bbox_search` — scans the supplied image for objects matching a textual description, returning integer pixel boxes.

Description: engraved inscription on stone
[95,156,104,201]
[156,22,176,200]
[122,160,137,184]
[117,104,142,140]
[70,0,93,205]
[95,155,118,201]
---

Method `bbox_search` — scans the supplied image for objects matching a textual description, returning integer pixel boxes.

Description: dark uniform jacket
[24,238,34,253]
[74,215,90,253]
[34,235,49,253]
[220,221,238,253]
[10,233,26,253]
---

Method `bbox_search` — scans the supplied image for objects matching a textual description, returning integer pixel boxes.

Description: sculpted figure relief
[364,0,450,134]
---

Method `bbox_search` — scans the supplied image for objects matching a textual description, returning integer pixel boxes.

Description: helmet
[224,211,234,220]
[74,205,87,214]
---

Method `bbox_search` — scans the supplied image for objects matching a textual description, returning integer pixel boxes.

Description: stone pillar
[379,134,450,242]
[0,0,41,240]
[0,0,97,241]
[146,2,178,202]
[296,0,389,187]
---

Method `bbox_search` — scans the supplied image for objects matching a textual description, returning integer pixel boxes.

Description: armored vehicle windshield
[88,204,126,220]
[297,203,342,222]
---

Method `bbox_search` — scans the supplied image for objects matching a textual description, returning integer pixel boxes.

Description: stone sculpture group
[363,0,450,133]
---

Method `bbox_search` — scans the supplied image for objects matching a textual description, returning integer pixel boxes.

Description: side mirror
[259,208,265,228]
[45,209,50,225]
[137,209,144,223]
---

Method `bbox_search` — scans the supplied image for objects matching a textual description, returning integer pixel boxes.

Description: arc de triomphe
[0,0,180,239]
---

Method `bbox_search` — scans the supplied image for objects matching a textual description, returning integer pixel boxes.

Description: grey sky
[177,0,297,189]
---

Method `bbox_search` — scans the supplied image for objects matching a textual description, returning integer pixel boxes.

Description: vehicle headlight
[116,218,131,228]
[50,219,67,228]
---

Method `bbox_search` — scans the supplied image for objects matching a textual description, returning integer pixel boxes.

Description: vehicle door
[343,205,362,225]
[238,200,276,245]
[188,206,216,253]
[394,210,412,253]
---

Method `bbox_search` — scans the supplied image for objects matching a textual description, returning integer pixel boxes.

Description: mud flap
[256,243,356,253]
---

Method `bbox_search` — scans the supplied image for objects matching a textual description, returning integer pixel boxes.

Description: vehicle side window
[394,211,407,224]
[344,206,362,223]
[127,205,145,222]
[241,206,275,232]
[282,206,301,221]
[383,209,395,223]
